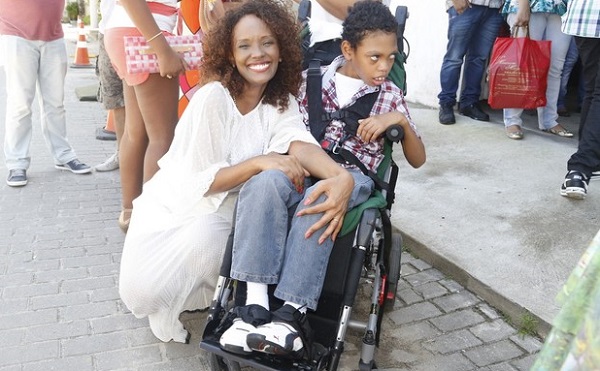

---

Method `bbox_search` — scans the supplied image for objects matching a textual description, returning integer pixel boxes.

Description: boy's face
[340,31,398,87]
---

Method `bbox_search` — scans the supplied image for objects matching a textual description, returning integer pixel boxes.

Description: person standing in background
[560,0,600,199]
[103,0,186,232]
[501,0,572,140]
[95,0,126,172]
[438,0,503,125]
[0,0,91,187]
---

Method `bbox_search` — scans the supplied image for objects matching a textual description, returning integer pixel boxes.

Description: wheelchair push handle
[385,124,404,143]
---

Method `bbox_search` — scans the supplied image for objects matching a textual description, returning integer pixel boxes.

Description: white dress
[119,82,318,343]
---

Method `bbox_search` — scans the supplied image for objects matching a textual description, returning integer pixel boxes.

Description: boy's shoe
[246,304,311,358]
[95,152,119,172]
[219,304,271,355]
[6,169,28,187]
[55,159,92,174]
[438,104,455,125]
[560,171,589,200]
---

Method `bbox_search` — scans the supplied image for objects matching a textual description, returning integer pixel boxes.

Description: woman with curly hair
[117,0,356,344]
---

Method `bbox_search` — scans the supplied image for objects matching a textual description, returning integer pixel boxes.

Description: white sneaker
[246,321,304,357]
[219,318,256,355]
[95,152,119,172]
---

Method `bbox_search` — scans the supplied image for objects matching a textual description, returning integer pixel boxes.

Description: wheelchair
[199,125,405,371]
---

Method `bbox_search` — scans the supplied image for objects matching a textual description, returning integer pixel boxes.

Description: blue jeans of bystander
[438,5,503,108]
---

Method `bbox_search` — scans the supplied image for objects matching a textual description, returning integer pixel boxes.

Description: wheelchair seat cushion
[340,190,387,236]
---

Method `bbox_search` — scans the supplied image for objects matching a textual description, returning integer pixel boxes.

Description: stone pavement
[0,25,546,371]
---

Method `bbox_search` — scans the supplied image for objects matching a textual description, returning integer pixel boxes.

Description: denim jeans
[557,38,581,110]
[1,35,78,170]
[438,5,503,108]
[230,169,374,310]
[567,37,600,175]
[503,13,572,130]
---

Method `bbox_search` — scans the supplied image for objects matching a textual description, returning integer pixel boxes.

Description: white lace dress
[119,82,317,343]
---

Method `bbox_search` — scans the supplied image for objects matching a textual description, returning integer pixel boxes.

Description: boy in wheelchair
[218,0,425,360]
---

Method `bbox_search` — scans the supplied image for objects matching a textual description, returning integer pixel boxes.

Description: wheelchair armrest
[385,124,404,143]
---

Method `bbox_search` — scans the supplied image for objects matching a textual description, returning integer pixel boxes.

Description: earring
[279,58,282,62]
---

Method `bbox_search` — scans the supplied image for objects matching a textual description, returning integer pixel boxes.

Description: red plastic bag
[488,29,551,109]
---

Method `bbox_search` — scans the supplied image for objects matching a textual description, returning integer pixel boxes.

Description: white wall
[389,0,449,108]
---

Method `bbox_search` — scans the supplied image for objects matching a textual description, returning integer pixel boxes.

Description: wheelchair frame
[199,127,405,371]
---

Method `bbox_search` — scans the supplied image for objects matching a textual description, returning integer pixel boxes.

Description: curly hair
[341,0,398,49]
[200,0,303,111]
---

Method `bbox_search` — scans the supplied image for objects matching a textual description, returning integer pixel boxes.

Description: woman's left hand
[296,171,354,244]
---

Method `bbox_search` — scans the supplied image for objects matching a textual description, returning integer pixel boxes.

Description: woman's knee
[243,169,291,192]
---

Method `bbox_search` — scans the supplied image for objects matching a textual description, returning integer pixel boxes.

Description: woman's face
[341,31,397,87]
[231,14,280,91]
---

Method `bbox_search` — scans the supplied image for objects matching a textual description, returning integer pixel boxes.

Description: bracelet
[146,31,163,43]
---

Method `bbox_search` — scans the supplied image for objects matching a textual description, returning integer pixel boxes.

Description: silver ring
[332,218,339,223]
[166,74,173,79]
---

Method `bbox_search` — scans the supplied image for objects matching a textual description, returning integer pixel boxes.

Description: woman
[501,0,573,140]
[104,0,186,231]
[118,0,354,343]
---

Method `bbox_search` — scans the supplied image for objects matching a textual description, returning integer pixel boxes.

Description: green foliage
[66,2,79,20]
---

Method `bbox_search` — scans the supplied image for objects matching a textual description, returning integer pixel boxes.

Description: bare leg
[132,74,179,182]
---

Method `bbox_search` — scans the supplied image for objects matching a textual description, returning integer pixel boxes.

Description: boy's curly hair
[200,0,302,111]
[341,0,398,49]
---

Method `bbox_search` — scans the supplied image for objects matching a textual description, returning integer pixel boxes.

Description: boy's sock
[283,301,307,314]
[245,282,269,310]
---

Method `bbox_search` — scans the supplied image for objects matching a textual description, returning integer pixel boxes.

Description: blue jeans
[438,5,503,108]
[230,169,374,310]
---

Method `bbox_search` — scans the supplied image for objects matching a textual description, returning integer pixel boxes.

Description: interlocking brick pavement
[0,26,543,371]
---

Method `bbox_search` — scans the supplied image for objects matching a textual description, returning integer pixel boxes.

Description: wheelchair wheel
[385,232,403,308]
[208,353,241,371]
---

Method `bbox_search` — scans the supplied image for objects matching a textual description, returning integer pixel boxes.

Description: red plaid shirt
[297,56,418,172]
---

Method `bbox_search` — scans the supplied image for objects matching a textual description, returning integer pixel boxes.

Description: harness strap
[307,60,325,141]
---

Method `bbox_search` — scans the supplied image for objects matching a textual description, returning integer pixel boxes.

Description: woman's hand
[257,152,308,193]
[514,0,531,28]
[155,43,187,79]
[297,170,354,244]
[452,0,471,15]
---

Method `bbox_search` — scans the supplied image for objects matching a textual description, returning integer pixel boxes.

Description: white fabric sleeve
[266,97,319,154]
[151,83,233,214]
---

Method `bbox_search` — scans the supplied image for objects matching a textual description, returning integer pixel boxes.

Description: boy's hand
[297,171,354,244]
[357,112,408,143]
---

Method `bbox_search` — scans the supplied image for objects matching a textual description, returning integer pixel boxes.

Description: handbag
[487,26,551,109]
[124,34,203,75]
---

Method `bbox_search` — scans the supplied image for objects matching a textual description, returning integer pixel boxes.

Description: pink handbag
[124,34,203,75]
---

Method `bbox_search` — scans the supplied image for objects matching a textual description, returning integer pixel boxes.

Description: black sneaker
[459,102,490,121]
[55,159,92,174]
[246,304,312,359]
[6,169,28,187]
[560,171,589,200]
[439,104,455,125]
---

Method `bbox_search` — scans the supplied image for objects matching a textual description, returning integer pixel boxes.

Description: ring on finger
[166,74,173,79]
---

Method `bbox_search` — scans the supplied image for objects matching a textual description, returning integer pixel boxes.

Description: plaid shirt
[562,0,600,38]
[297,56,418,172]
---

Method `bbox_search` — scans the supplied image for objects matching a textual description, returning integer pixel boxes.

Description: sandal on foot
[542,125,573,138]
[119,209,132,233]
[505,125,523,140]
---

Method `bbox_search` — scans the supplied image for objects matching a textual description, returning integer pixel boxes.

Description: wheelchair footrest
[200,338,318,371]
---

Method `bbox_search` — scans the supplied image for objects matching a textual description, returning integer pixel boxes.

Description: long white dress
[119,82,318,343]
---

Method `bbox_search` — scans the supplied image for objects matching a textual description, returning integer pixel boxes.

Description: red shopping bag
[488,28,551,109]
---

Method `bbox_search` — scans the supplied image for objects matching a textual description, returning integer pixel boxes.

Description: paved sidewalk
[0,25,552,371]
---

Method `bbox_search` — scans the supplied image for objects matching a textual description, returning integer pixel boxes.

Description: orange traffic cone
[71,17,93,68]
[105,110,116,133]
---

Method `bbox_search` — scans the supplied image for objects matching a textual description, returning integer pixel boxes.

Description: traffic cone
[71,17,93,68]
[105,110,116,133]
